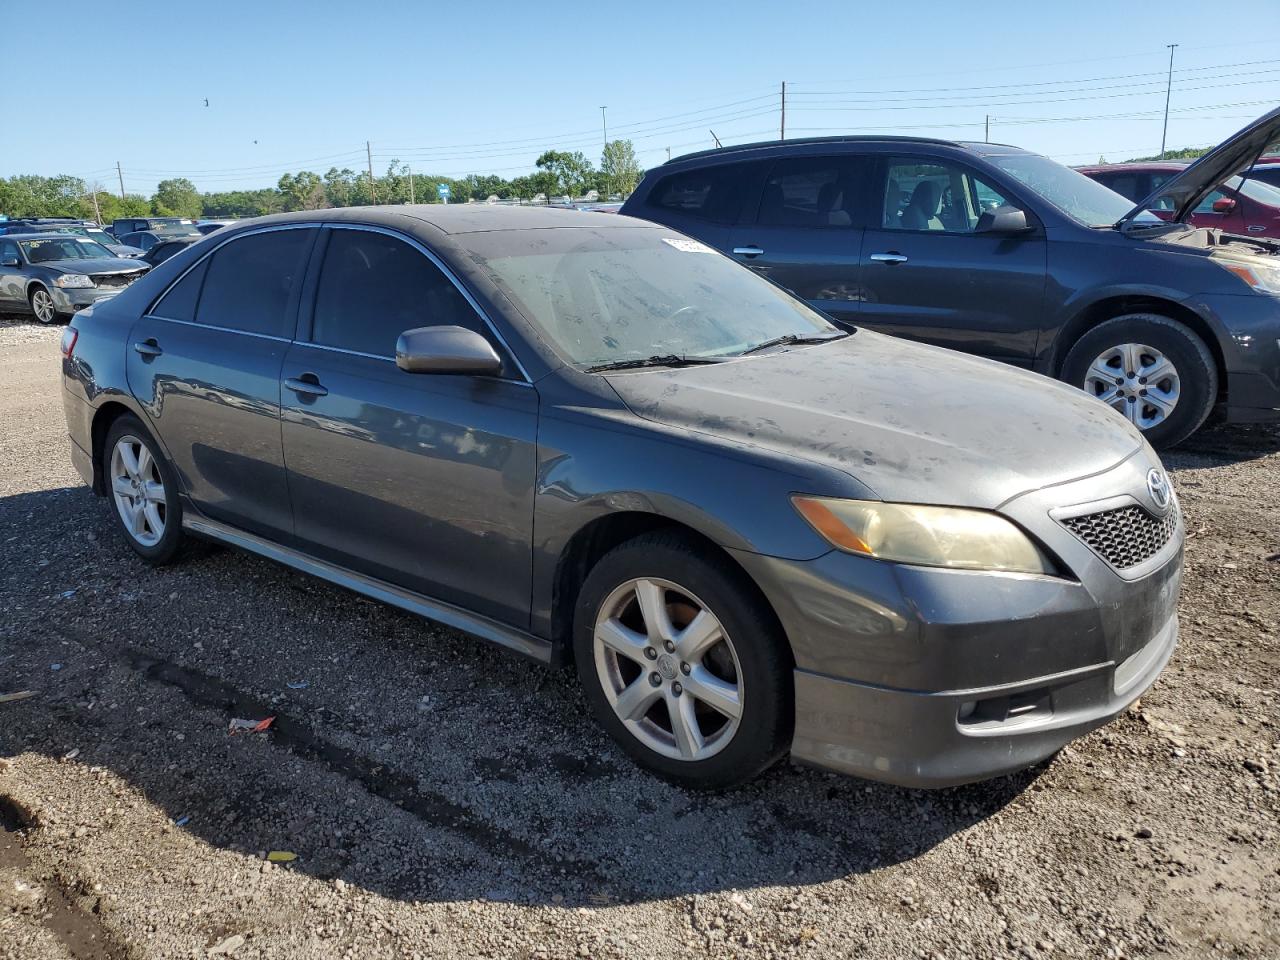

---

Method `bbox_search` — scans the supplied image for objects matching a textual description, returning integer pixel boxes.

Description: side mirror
[395,325,502,376]
[1211,197,1237,214]
[976,205,1032,235]
[0,257,18,267]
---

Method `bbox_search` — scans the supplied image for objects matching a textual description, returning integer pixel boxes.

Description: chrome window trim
[318,222,532,383]
[141,313,293,343]
[286,338,536,389]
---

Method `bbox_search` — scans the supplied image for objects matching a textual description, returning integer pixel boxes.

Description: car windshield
[20,237,114,262]
[463,227,839,367]
[64,226,117,245]
[989,153,1162,227]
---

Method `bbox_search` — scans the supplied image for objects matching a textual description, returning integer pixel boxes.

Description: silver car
[0,233,147,322]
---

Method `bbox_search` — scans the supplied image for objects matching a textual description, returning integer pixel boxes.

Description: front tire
[573,531,791,789]
[103,415,186,564]
[1061,313,1217,449]
[29,285,61,325]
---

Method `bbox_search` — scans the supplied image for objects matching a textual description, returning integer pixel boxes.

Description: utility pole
[116,162,125,201]
[600,106,608,150]
[409,166,415,204]
[780,81,786,140]
[709,129,722,148]
[366,140,377,204]
[1160,43,1178,159]
[88,186,103,225]
[985,115,990,143]
[666,146,671,162]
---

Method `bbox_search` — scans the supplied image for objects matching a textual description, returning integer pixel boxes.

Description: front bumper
[733,449,1184,788]
[1187,292,1280,422]
[49,285,122,313]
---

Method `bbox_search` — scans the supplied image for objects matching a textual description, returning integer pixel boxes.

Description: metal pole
[985,115,990,143]
[1160,44,1178,159]
[780,81,786,140]
[409,167,415,204]
[601,106,607,149]
[366,141,377,204]
[116,162,125,201]
[709,130,722,148]
[666,147,671,162]
[89,187,102,225]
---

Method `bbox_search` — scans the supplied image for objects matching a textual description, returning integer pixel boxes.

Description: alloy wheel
[109,436,167,547]
[31,288,56,324]
[593,577,743,761]
[1083,342,1180,430]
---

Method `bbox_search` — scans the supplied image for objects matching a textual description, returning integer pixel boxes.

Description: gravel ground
[1,317,1277,960]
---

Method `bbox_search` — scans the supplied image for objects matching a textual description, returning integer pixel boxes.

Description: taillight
[60,326,78,358]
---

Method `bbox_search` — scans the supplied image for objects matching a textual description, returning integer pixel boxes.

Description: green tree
[535,150,594,199]
[599,139,643,198]
[461,173,513,201]
[278,171,325,211]
[151,178,202,218]
[1125,146,1210,162]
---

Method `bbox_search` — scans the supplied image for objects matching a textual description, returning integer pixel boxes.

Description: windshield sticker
[661,237,715,254]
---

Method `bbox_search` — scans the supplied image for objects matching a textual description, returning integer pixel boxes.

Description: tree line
[0,141,644,222]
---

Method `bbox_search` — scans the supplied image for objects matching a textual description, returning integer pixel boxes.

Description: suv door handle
[285,375,328,398]
[869,252,909,264]
[133,339,163,358]
[732,245,765,257]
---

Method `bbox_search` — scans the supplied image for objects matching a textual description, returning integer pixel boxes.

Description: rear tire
[1061,313,1217,449]
[102,415,186,565]
[573,530,791,790]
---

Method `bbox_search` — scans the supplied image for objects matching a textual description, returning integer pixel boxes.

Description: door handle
[1247,225,1265,233]
[732,245,765,257]
[285,375,328,398]
[869,253,909,265]
[133,339,162,358]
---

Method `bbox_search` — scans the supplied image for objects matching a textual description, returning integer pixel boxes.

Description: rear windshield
[460,226,835,367]
[989,153,1161,227]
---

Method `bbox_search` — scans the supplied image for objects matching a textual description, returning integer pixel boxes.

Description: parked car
[1077,161,1280,238]
[0,219,145,258]
[620,108,1280,447]
[118,226,203,253]
[1246,158,1280,190]
[139,236,200,266]
[0,233,147,322]
[195,219,237,234]
[62,205,1182,789]
[111,216,197,236]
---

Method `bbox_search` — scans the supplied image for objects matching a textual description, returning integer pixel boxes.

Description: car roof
[225,204,655,236]
[1077,161,1189,173]
[4,232,90,241]
[665,135,1032,165]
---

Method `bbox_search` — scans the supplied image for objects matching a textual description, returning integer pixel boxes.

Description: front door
[279,226,538,628]
[125,226,316,540]
[0,239,23,307]
[728,155,868,328]
[858,157,1048,363]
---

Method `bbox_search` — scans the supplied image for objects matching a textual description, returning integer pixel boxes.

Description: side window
[1098,173,1143,202]
[882,159,1009,233]
[758,157,861,227]
[647,164,750,223]
[197,228,312,337]
[1192,188,1230,215]
[136,234,157,251]
[310,230,487,358]
[0,239,18,261]
[152,258,209,322]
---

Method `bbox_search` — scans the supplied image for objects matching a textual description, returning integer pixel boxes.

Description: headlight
[53,274,94,289]
[792,496,1054,575]
[1217,257,1280,296]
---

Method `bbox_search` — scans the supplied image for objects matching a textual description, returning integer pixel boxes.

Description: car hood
[1119,105,1280,227]
[604,331,1143,509]
[39,258,147,274]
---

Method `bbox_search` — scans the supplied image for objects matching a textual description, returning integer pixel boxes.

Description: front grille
[1061,502,1179,571]
[91,273,137,289]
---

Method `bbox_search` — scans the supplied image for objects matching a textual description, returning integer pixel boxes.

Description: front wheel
[29,285,61,325]
[1061,314,1217,449]
[573,531,791,789]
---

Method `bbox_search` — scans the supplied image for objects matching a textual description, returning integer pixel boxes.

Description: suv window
[647,164,751,223]
[1096,173,1145,203]
[196,228,312,337]
[882,159,1010,232]
[311,229,486,358]
[758,157,861,227]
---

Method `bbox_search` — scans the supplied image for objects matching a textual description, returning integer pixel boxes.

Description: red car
[1078,161,1280,238]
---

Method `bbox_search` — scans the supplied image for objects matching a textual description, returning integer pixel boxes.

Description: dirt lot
[0,318,1276,960]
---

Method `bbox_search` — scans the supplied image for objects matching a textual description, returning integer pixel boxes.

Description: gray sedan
[59,206,1182,789]
[0,233,147,322]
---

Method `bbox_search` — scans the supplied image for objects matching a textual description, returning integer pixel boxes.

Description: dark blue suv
[621,109,1280,447]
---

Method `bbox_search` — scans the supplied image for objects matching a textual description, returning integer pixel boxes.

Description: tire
[573,530,791,789]
[1060,313,1217,449]
[28,285,61,325]
[102,415,186,564]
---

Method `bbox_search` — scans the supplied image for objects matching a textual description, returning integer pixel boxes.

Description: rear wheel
[103,415,186,564]
[1061,314,1217,448]
[573,531,791,789]
[29,285,60,325]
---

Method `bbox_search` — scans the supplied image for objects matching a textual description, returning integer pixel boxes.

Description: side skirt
[181,514,553,664]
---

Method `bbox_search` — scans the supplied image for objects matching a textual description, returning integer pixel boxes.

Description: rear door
[857,155,1047,363]
[125,225,316,540]
[279,225,538,628]
[727,154,868,327]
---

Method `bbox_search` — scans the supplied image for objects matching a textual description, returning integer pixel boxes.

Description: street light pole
[1160,43,1178,159]
[601,106,607,150]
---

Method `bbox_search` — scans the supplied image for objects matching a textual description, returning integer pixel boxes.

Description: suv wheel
[103,415,186,564]
[573,531,791,789]
[1061,313,1217,448]
[29,286,59,324]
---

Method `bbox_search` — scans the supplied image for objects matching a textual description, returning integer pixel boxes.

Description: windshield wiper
[586,354,726,373]
[737,331,849,357]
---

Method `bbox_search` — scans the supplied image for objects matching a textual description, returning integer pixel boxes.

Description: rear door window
[152,258,208,321]
[757,157,863,227]
[646,164,753,223]
[196,228,313,338]
[309,229,487,358]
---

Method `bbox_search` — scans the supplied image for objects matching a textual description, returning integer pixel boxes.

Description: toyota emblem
[1146,469,1172,512]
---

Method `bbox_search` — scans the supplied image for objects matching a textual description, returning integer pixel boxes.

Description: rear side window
[310,229,486,357]
[196,228,312,337]
[758,157,862,227]
[1097,173,1144,203]
[152,258,208,322]
[646,164,751,223]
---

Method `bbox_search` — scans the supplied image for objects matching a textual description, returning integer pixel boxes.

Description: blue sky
[6,0,1280,195]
